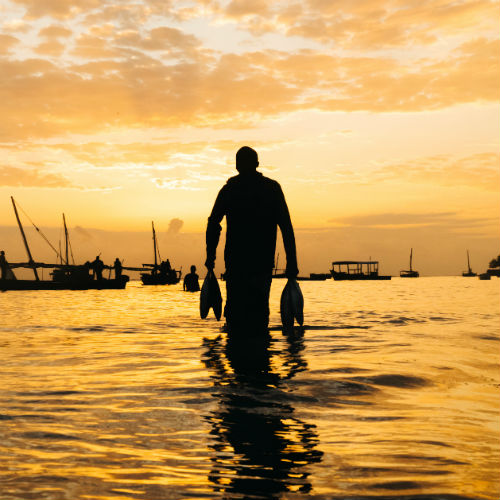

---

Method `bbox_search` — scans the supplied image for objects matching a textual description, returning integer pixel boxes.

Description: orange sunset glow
[1,0,499,276]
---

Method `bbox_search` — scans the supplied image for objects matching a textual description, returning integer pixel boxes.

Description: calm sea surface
[1,277,499,500]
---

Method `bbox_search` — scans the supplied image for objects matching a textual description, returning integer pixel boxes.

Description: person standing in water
[0,250,8,280]
[184,265,200,292]
[205,146,298,336]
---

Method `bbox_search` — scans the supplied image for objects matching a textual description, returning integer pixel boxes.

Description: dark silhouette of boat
[297,273,330,281]
[479,272,491,280]
[1,197,128,291]
[330,260,391,280]
[400,248,419,278]
[487,254,500,276]
[462,250,477,277]
[140,221,181,285]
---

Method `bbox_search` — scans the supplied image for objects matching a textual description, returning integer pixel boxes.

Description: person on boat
[159,260,169,277]
[0,250,8,280]
[205,146,298,336]
[114,258,122,279]
[91,255,104,280]
[184,265,200,292]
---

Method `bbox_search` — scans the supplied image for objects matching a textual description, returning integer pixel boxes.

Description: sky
[0,0,499,276]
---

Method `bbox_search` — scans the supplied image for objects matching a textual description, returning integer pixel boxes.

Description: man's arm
[276,184,298,277]
[205,187,226,270]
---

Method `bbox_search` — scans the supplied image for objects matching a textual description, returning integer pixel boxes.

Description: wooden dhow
[1,197,128,291]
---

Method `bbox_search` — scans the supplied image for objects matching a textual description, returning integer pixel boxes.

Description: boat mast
[410,248,413,271]
[63,213,69,265]
[152,221,157,270]
[467,250,471,273]
[11,196,39,281]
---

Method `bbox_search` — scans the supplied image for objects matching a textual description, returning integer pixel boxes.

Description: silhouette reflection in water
[202,330,322,499]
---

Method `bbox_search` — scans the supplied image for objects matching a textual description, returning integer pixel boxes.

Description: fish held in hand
[280,278,304,329]
[200,270,223,320]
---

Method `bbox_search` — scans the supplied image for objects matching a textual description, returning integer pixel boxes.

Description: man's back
[208,171,292,273]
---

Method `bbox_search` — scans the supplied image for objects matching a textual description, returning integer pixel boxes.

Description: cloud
[152,178,202,190]
[1,0,499,143]
[73,225,94,240]
[11,0,103,19]
[167,218,184,234]
[0,166,73,188]
[373,152,500,191]
[34,39,65,56]
[38,25,72,38]
[217,0,499,50]
[328,212,495,229]
[0,38,497,142]
[0,33,20,52]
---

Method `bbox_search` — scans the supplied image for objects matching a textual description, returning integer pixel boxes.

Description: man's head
[236,146,259,174]
[190,265,196,273]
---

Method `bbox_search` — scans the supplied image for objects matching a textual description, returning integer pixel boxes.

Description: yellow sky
[0,0,499,273]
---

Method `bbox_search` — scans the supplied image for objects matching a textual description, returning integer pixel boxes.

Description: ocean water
[0,277,499,500]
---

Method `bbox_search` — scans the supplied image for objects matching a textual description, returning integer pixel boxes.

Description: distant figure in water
[114,258,122,279]
[91,256,104,280]
[0,250,7,280]
[205,146,298,336]
[184,265,200,292]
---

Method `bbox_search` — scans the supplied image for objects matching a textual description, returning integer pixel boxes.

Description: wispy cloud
[0,165,73,188]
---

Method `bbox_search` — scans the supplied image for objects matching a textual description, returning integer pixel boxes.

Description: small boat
[330,260,391,280]
[297,273,329,281]
[479,273,491,280]
[140,222,181,285]
[486,255,500,277]
[400,248,419,278]
[462,250,477,277]
[272,252,286,279]
[1,197,128,291]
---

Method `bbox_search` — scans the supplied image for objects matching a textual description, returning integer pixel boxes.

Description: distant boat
[479,273,491,280]
[140,221,181,285]
[1,197,128,291]
[330,260,391,280]
[400,248,419,278]
[462,250,477,277]
[272,252,286,279]
[297,273,330,281]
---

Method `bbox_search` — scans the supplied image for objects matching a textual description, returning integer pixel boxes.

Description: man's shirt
[206,171,297,275]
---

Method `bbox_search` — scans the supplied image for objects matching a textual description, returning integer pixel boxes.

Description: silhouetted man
[114,258,122,279]
[205,146,298,335]
[0,250,7,280]
[184,265,200,292]
[91,255,104,280]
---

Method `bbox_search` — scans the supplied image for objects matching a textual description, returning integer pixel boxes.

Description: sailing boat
[462,250,477,277]
[400,248,419,278]
[1,197,129,291]
[140,221,181,285]
[272,252,286,279]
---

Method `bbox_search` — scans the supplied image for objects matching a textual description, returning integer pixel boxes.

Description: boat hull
[140,273,180,285]
[1,276,129,291]
[400,271,419,278]
[331,272,391,281]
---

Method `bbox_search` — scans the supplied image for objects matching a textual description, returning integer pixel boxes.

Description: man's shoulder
[225,173,281,189]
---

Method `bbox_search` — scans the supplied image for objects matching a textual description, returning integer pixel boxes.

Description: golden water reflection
[202,332,322,498]
[0,278,499,499]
